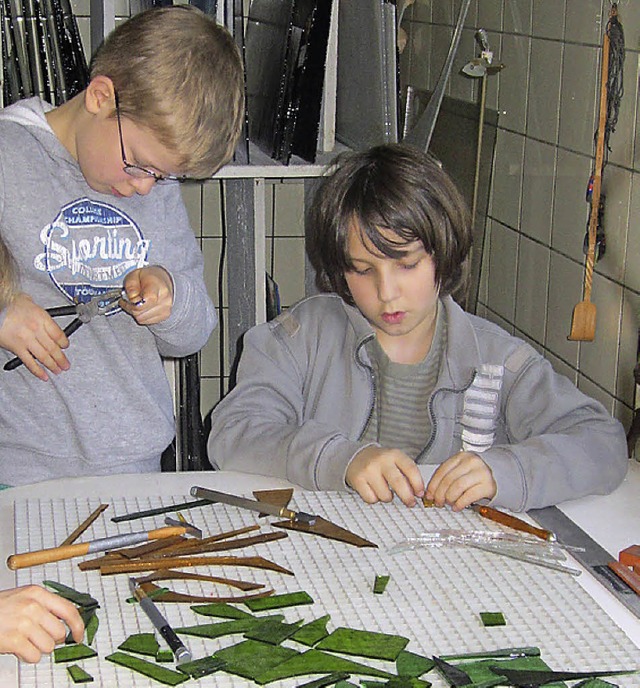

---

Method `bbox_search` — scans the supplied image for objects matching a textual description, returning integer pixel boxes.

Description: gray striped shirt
[361,305,446,458]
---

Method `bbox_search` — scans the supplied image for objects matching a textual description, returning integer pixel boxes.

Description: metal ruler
[529,506,640,620]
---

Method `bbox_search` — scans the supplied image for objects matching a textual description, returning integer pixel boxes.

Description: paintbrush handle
[471,505,555,542]
[7,541,91,569]
[7,526,186,570]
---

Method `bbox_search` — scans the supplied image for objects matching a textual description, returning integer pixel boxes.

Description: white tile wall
[404,0,640,442]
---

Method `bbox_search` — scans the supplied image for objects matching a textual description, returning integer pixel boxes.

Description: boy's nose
[130,176,157,196]
[376,272,400,303]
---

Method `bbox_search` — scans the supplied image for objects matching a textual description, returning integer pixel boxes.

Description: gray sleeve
[147,189,217,357]
[207,319,367,491]
[480,351,628,512]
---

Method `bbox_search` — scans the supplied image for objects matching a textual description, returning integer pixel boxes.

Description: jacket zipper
[355,335,376,440]
[416,371,477,461]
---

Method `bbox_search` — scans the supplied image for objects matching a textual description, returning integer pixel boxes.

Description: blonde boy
[0,6,244,485]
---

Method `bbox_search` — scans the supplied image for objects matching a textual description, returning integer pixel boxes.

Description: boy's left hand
[120,266,174,325]
[425,451,496,511]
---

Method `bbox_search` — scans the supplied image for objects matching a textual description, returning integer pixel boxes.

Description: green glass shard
[362,679,431,688]
[244,591,314,611]
[255,649,397,684]
[176,655,226,679]
[67,664,94,684]
[214,639,299,681]
[191,602,252,619]
[175,615,283,639]
[156,650,174,663]
[43,581,98,609]
[245,618,303,645]
[296,671,351,688]
[66,606,99,646]
[118,633,160,657]
[396,650,435,677]
[54,644,98,663]
[86,612,99,646]
[291,614,331,646]
[479,612,506,627]
[106,651,188,686]
[373,575,390,594]
[455,656,559,686]
[316,627,409,661]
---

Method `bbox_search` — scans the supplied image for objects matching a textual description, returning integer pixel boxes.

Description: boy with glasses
[0,6,244,485]
[208,144,628,512]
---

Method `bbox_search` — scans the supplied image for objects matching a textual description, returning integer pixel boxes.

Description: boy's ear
[84,75,116,115]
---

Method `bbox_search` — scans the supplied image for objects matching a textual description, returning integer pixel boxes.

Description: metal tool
[111,498,213,523]
[488,666,635,687]
[129,578,191,665]
[529,505,640,620]
[6,525,197,570]
[164,515,202,539]
[3,289,123,371]
[190,486,317,525]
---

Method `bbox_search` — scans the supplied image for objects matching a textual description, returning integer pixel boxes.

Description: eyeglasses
[114,91,187,184]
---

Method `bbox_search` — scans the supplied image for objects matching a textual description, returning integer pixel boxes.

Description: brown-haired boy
[0,6,244,486]
[208,144,628,512]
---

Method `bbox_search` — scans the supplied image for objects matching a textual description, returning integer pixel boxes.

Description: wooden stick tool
[7,525,198,570]
[470,504,556,542]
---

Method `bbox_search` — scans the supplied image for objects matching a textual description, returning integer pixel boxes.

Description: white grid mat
[14,491,640,687]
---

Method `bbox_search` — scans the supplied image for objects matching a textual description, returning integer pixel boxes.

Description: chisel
[190,485,317,525]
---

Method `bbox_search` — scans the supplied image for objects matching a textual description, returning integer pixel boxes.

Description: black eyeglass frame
[114,91,188,184]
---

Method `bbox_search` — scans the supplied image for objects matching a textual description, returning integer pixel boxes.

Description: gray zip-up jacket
[0,98,216,485]
[208,294,628,511]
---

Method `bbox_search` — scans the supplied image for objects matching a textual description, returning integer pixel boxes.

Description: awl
[190,486,317,525]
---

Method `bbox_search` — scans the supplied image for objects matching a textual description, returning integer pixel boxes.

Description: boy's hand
[121,266,174,325]
[346,446,425,507]
[0,293,70,381]
[0,585,84,663]
[425,451,496,511]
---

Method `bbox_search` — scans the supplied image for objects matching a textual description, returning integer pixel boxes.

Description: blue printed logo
[34,198,150,302]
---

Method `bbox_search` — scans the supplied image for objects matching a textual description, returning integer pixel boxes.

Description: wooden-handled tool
[7,526,194,570]
[471,504,556,542]
[568,13,610,341]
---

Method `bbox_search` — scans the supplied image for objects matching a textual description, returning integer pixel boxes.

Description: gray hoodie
[208,294,628,512]
[0,97,216,485]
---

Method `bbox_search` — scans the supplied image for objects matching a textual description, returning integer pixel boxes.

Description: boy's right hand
[346,445,425,507]
[0,585,84,663]
[0,293,70,381]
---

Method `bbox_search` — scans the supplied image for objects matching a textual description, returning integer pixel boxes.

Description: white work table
[0,463,638,686]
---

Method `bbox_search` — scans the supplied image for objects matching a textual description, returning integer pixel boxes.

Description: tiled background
[399,0,640,442]
[71,0,640,444]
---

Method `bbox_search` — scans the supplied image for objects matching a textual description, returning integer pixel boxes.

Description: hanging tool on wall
[460,28,504,313]
[568,3,624,342]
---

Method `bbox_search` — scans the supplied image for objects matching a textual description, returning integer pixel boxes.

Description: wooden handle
[146,526,187,539]
[7,526,186,570]
[584,27,610,301]
[7,541,91,570]
[472,505,555,541]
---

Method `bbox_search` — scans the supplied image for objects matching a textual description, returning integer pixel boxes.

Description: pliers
[3,289,124,371]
